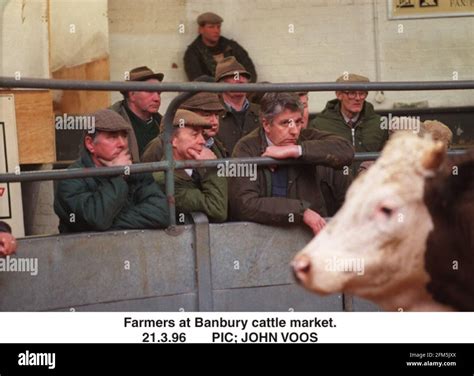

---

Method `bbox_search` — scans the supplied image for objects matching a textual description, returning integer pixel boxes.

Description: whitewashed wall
[109,0,474,112]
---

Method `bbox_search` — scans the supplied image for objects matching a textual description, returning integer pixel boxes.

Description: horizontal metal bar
[1,76,474,93]
[0,150,467,183]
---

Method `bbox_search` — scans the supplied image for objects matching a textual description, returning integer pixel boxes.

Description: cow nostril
[291,254,311,283]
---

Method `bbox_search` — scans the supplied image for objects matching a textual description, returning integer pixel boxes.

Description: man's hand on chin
[98,149,132,167]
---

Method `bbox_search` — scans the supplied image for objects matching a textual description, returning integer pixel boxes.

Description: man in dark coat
[54,109,169,233]
[230,93,354,234]
[215,56,260,155]
[184,12,257,82]
[110,66,164,161]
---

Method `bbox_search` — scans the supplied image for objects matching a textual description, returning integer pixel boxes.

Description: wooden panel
[51,56,110,114]
[0,90,55,164]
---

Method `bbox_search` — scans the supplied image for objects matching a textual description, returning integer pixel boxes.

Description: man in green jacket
[141,92,228,162]
[230,93,354,234]
[54,109,169,233]
[153,109,228,223]
[309,73,388,153]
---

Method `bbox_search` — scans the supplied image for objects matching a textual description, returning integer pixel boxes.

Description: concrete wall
[108,0,474,111]
[49,0,109,71]
[0,223,359,312]
[0,0,49,78]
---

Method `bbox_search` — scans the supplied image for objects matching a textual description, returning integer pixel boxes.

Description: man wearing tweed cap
[54,109,169,232]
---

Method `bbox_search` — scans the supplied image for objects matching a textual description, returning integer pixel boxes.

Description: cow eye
[381,207,393,217]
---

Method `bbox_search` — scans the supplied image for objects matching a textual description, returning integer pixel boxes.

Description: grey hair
[259,92,303,123]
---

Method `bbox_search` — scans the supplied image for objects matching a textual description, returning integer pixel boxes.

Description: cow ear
[421,141,445,171]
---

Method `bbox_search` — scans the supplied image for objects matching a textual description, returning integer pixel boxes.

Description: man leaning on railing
[54,109,170,232]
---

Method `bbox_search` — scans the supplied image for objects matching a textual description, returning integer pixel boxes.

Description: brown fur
[424,149,474,311]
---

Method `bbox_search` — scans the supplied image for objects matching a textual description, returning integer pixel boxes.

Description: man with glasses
[309,73,387,153]
[229,93,353,234]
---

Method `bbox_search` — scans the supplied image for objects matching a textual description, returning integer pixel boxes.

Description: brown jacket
[216,101,260,155]
[229,127,354,225]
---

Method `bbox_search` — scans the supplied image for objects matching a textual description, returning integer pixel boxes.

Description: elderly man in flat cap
[142,91,228,162]
[153,109,228,223]
[54,109,169,232]
[309,73,387,153]
[110,66,165,161]
[184,11,257,82]
[215,56,260,154]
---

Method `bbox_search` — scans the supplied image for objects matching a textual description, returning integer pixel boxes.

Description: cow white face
[292,133,447,310]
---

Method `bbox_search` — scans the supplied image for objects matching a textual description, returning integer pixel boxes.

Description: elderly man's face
[262,109,304,146]
[336,90,368,117]
[222,74,249,99]
[194,110,220,138]
[172,126,206,160]
[128,78,161,115]
[199,23,221,46]
[85,130,128,167]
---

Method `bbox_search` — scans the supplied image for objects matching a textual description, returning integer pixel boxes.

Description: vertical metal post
[162,92,196,226]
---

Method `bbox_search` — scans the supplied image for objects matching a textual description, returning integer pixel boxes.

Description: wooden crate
[0,90,55,164]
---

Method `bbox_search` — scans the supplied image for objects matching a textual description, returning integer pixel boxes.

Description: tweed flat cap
[180,92,224,112]
[215,56,251,82]
[160,109,212,132]
[336,73,370,83]
[197,12,223,26]
[121,66,164,96]
[92,109,131,133]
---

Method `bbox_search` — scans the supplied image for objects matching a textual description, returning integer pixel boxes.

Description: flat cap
[127,66,164,82]
[181,92,224,112]
[121,66,164,96]
[197,12,223,26]
[92,109,131,133]
[215,56,251,82]
[160,109,212,132]
[336,73,370,83]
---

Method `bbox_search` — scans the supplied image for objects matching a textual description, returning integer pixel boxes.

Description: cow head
[292,132,451,311]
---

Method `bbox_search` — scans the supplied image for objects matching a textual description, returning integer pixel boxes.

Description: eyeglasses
[342,91,368,100]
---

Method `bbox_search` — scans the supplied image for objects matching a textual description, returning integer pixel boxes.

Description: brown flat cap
[336,73,370,83]
[128,66,164,82]
[215,56,251,82]
[181,92,224,112]
[121,66,164,96]
[160,109,212,132]
[92,109,131,133]
[197,12,223,26]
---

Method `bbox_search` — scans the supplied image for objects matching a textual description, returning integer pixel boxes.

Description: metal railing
[1,76,473,225]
